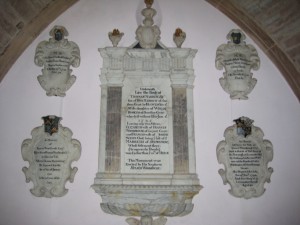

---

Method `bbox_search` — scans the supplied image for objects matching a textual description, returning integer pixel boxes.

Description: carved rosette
[135,0,161,48]
[34,25,80,97]
[21,116,81,198]
[216,117,273,199]
[215,29,260,100]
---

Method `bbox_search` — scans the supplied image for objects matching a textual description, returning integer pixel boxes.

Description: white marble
[93,45,201,219]
[21,116,81,198]
[108,29,124,47]
[173,28,186,48]
[135,0,160,49]
[215,29,260,100]
[126,216,167,225]
[216,117,273,199]
[92,1,201,224]
[34,25,80,97]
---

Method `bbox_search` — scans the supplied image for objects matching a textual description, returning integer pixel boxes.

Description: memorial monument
[34,25,80,97]
[92,0,201,224]
[215,29,260,100]
[216,117,273,199]
[21,116,81,198]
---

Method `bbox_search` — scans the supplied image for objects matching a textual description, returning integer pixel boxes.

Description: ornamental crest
[234,116,254,137]
[42,115,61,135]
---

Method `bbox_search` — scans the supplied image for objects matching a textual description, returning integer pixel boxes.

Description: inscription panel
[125,87,169,173]
[34,137,69,186]
[229,139,261,187]
[223,53,252,81]
[44,50,71,76]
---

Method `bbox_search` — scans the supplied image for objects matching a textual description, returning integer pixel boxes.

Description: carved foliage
[34,25,80,97]
[21,116,81,197]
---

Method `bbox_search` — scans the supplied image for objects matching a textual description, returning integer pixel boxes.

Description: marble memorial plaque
[124,87,169,173]
[34,25,80,97]
[92,1,201,224]
[21,116,81,198]
[216,117,273,199]
[215,29,260,100]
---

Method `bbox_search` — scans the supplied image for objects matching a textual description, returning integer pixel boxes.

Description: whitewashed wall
[0,0,300,225]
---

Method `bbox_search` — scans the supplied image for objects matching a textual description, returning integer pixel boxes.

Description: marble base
[92,173,201,217]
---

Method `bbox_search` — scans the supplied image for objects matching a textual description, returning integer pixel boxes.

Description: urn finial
[173,28,186,48]
[108,29,124,47]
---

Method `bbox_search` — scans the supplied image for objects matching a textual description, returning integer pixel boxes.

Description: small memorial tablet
[21,116,81,198]
[216,117,273,199]
[215,29,260,100]
[34,25,80,97]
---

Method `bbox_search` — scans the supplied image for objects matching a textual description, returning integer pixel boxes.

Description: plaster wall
[0,0,299,225]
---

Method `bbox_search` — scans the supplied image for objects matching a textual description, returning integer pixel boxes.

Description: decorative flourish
[108,29,124,47]
[173,28,186,48]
